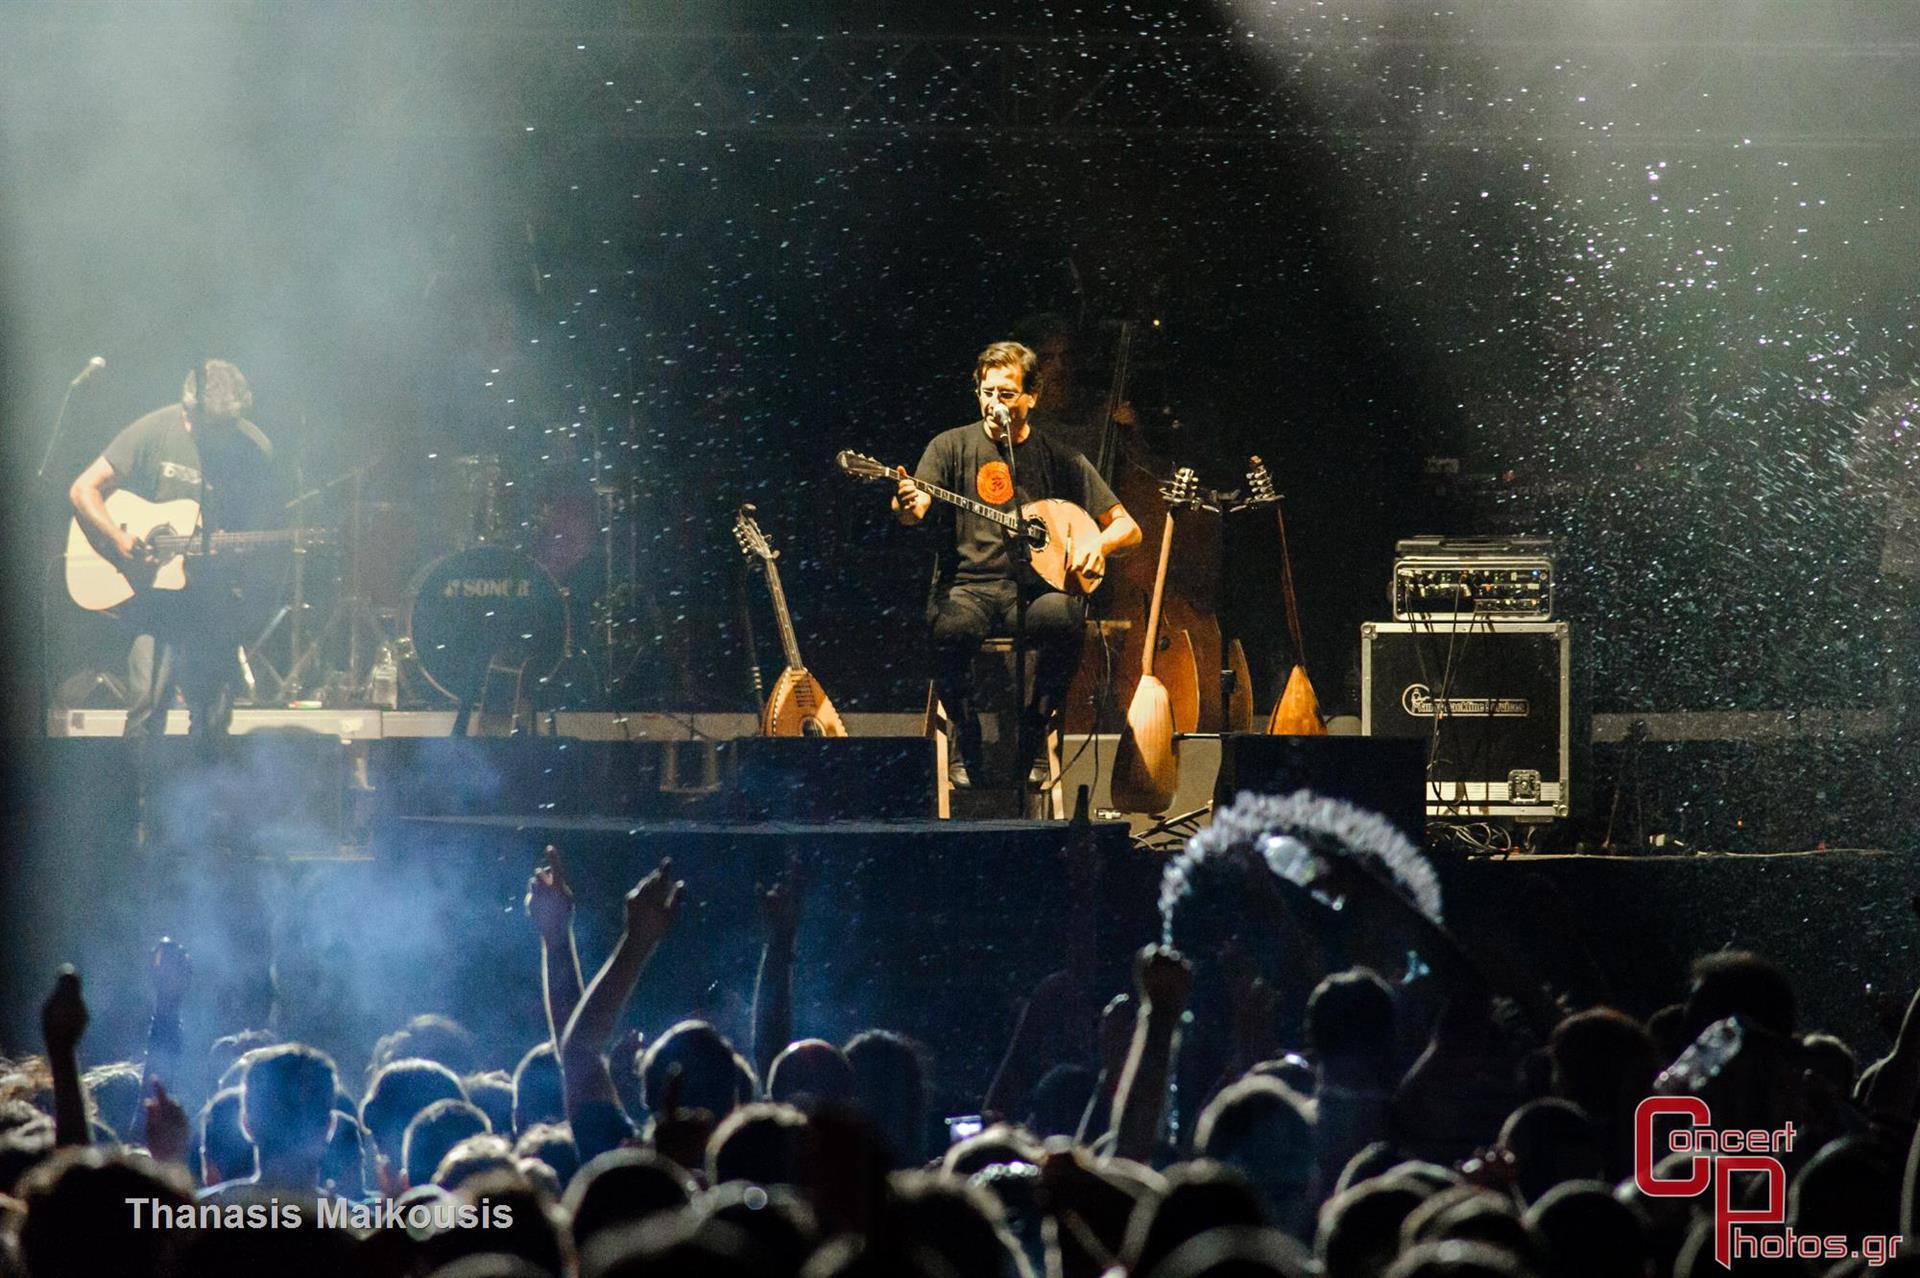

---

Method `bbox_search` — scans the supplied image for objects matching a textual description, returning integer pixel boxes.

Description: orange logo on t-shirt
[976,460,1014,504]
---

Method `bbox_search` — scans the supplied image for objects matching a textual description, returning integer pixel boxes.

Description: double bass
[1061,322,1225,734]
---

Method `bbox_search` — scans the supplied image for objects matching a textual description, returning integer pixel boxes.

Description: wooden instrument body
[1226,638,1256,731]
[1017,496,1106,597]
[834,451,1105,597]
[761,667,847,738]
[66,492,201,611]
[734,505,848,741]
[1064,455,1222,733]
[1110,501,1184,813]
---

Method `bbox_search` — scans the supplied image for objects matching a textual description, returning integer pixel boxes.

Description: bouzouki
[1245,457,1325,735]
[733,505,847,739]
[66,490,324,612]
[836,449,1106,596]
[1110,467,1200,813]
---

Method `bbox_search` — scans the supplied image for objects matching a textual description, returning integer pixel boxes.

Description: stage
[5,733,1918,1105]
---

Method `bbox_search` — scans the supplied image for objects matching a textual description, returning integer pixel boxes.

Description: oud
[836,449,1105,596]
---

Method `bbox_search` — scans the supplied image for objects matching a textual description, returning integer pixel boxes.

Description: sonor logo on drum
[443,577,535,599]
[1401,683,1530,718]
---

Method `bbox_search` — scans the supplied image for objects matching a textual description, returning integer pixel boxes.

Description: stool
[927,636,1065,819]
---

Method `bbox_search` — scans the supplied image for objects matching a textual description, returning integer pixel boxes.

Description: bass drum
[406,546,569,701]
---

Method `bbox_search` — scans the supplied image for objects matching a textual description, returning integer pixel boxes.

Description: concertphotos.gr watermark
[1636,1097,1903,1269]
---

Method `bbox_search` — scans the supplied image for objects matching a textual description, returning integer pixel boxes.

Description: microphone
[70,356,105,389]
[988,401,1013,430]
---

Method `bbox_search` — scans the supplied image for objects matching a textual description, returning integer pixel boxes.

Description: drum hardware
[247,457,386,703]
[280,463,391,704]
[405,545,570,724]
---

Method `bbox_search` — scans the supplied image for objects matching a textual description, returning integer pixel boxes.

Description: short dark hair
[974,341,1039,392]
[1197,1076,1314,1192]
[360,1057,466,1162]
[241,1044,338,1157]
[707,1102,807,1187]
[513,1121,580,1187]
[371,1014,481,1077]
[512,1041,564,1136]
[183,359,254,420]
[198,1087,252,1186]
[402,1098,489,1189]
[1686,951,1797,1038]
[1307,969,1396,1061]
[640,1021,750,1117]
[767,1039,855,1108]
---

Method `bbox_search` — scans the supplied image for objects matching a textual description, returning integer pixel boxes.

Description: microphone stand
[996,406,1032,819]
[34,374,90,739]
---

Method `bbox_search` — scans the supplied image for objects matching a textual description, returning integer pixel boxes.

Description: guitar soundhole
[1025,519,1049,550]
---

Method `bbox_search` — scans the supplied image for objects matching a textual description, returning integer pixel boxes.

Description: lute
[733,505,847,739]
[1245,457,1325,735]
[836,448,1106,595]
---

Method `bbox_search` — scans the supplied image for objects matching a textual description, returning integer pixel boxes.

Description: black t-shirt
[913,421,1120,587]
[102,404,278,532]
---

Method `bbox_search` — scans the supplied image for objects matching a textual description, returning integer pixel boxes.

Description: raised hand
[1098,993,1135,1079]
[1132,944,1193,1014]
[624,858,685,945]
[525,845,576,942]
[143,1081,191,1166]
[41,966,89,1057]
[760,857,806,941]
[149,938,192,1014]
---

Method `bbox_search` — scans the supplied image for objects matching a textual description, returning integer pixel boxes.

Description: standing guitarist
[70,359,278,746]
[892,340,1140,787]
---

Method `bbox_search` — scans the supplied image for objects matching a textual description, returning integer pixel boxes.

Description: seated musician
[893,340,1141,788]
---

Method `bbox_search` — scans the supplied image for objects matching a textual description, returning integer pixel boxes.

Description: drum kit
[247,449,654,713]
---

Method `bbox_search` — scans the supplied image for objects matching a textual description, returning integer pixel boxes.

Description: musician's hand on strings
[1068,540,1103,582]
[891,467,929,525]
[116,531,156,570]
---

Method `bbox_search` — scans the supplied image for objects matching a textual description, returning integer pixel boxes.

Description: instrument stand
[1600,719,1650,854]
[1136,801,1212,842]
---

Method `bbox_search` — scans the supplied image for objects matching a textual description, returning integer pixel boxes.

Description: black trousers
[122,592,241,744]
[929,578,1085,768]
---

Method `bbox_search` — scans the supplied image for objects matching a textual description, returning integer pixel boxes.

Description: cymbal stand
[245,527,316,703]
[284,466,389,702]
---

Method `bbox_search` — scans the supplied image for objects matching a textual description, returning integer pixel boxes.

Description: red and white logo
[1634,1097,1900,1268]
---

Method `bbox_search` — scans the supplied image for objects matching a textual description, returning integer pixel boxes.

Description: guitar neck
[912,479,1020,530]
[151,528,303,553]
[1140,511,1177,675]
[762,559,806,670]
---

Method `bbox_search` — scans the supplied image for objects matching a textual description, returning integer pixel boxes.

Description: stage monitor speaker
[1361,620,1570,820]
[722,737,937,821]
[1059,735,1222,832]
[1213,733,1427,842]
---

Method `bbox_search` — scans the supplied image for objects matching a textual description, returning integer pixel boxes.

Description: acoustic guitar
[733,505,847,739]
[1110,467,1200,813]
[66,490,323,612]
[836,449,1106,596]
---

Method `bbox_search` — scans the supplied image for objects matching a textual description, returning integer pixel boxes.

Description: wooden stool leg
[927,682,951,819]
[1045,725,1065,819]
